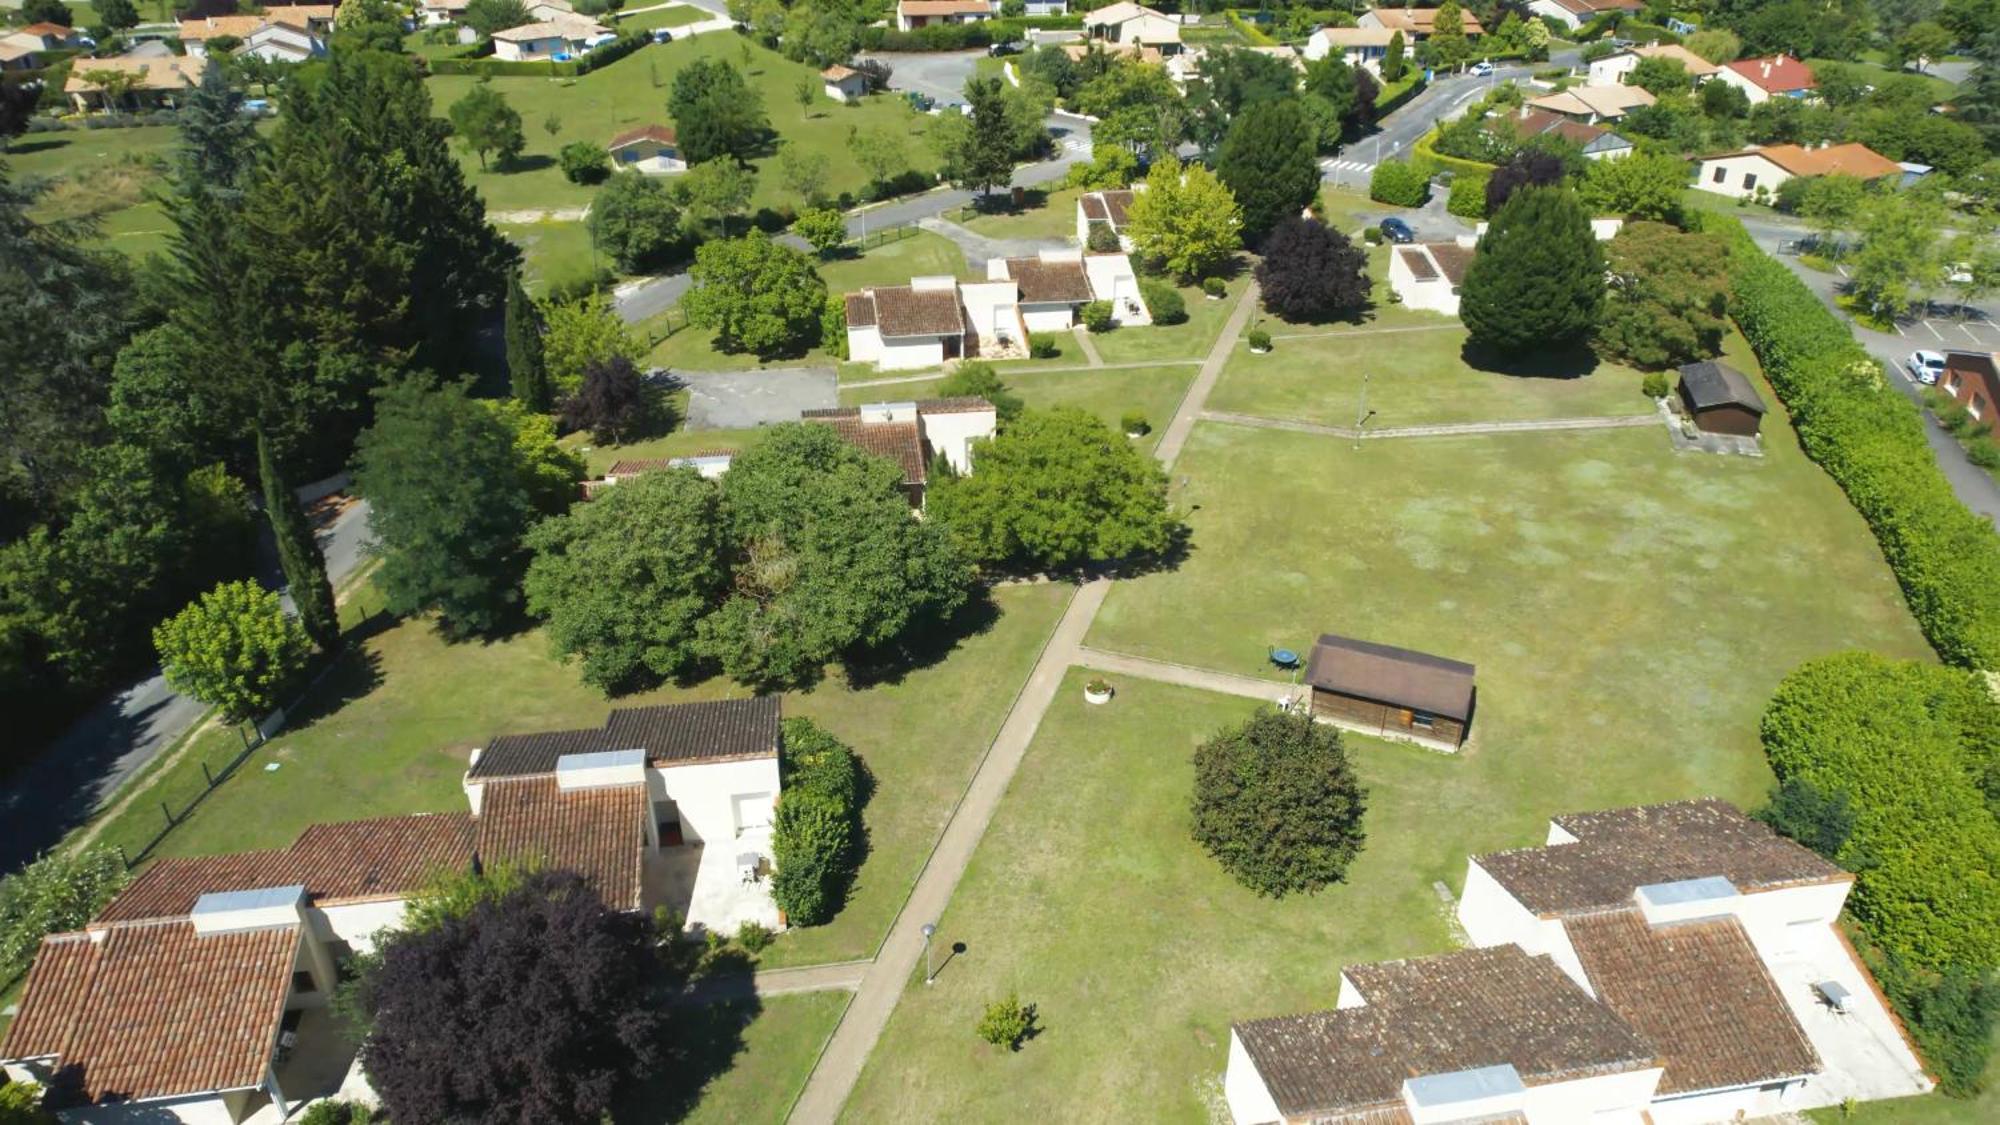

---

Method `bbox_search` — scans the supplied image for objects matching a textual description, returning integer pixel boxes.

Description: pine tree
[1459,186,1605,358]
[957,75,1016,197]
[1430,0,1470,71]
[1381,31,1407,82]
[1215,101,1320,243]
[258,426,340,654]
[505,271,549,412]
[177,60,259,199]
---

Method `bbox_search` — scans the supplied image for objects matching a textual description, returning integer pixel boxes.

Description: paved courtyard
[674,367,838,430]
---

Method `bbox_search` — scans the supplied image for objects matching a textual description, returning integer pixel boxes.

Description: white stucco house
[237,22,327,64]
[822,64,868,102]
[1524,0,1643,32]
[844,276,975,372]
[1356,5,1484,41]
[1713,53,1815,104]
[1226,799,1933,1125]
[1693,141,1900,201]
[607,123,686,173]
[894,0,997,31]
[1082,2,1183,54]
[1075,186,1138,251]
[0,698,789,1124]
[802,399,999,507]
[1302,25,1394,73]
[491,16,610,61]
[1387,240,1474,316]
[180,8,335,59]
[418,0,472,26]
[1587,42,1720,87]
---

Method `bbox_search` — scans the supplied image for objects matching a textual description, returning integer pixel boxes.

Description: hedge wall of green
[1712,214,2000,669]
[1413,126,1500,181]
[769,718,863,927]
[426,31,648,78]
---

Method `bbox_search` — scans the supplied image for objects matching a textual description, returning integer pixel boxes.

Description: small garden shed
[1304,633,1476,750]
[1677,360,1767,437]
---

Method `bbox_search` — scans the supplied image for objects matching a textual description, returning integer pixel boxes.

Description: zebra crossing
[1321,157,1375,177]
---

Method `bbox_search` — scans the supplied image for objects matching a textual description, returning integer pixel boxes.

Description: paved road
[1321,52,1580,189]
[787,282,1260,1123]
[0,501,375,873]
[1734,215,2000,525]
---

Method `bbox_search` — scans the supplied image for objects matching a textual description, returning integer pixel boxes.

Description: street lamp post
[922,922,937,985]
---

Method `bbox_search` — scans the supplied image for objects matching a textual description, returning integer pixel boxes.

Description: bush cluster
[1368,159,1428,207]
[1138,278,1185,325]
[770,719,864,927]
[1446,173,1488,220]
[859,15,1076,52]
[1713,214,2000,668]
[0,847,128,983]
[1757,652,2000,1093]
[1081,300,1114,333]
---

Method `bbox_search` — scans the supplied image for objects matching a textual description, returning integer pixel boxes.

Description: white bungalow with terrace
[802,398,998,508]
[1302,26,1394,73]
[895,0,997,30]
[607,123,686,173]
[0,698,787,1124]
[846,251,1149,371]
[1388,239,1474,316]
[491,16,610,61]
[1075,187,1138,251]
[1226,799,1933,1125]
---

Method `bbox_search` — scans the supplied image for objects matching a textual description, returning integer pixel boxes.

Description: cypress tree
[176,60,259,198]
[505,271,550,412]
[1215,101,1320,243]
[1459,186,1606,358]
[258,427,340,654]
[1382,31,1407,82]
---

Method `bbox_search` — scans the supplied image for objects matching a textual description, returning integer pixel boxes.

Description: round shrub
[559,140,610,185]
[1029,333,1062,358]
[1081,300,1114,333]
[1120,410,1150,436]
[1641,371,1670,399]
[1368,159,1429,207]
[1202,276,1226,298]
[1971,440,2000,470]
[1246,327,1272,351]
[1447,172,1489,220]
[1190,710,1367,897]
[1139,278,1186,325]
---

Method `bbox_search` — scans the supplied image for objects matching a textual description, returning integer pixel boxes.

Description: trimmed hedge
[1368,159,1428,207]
[428,30,649,78]
[769,718,863,927]
[1713,214,2000,669]
[859,15,1077,52]
[1375,73,1427,117]
[1446,172,1488,219]
[1413,126,1500,181]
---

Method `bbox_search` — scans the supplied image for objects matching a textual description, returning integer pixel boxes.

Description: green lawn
[841,365,1196,456]
[1089,270,1252,365]
[11,125,179,254]
[958,186,1083,242]
[87,582,1073,970]
[1809,1086,1998,1124]
[1805,57,1958,101]
[613,3,711,31]
[428,35,940,215]
[500,219,601,296]
[635,992,849,1124]
[1206,323,1657,428]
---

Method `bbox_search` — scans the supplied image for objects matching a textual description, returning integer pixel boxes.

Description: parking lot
[1892,306,2000,348]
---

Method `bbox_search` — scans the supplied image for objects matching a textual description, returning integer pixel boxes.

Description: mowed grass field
[840,365,1196,457]
[1206,323,1657,427]
[91,582,1073,971]
[429,34,940,215]
[634,992,849,1125]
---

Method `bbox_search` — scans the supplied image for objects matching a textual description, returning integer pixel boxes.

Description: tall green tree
[669,59,769,165]
[956,76,1016,197]
[153,580,314,723]
[542,292,643,396]
[523,468,727,692]
[1190,709,1368,898]
[682,232,828,358]
[1381,30,1407,81]
[1577,151,1689,224]
[928,408,1178,570]
[259,428,340,654]
[505,271,550,412]
[177,59,259,197]
[352,377,537,638]
[462,0,528,37]
[1123,154,1243,281]
[447,84,525,171]
[1460,186,1605,357]
[1429,1,1470,70]
[1215,101,1319,243]
[1849,190,1946,318]
[589,171,683,271]
[1595,222,1730,370]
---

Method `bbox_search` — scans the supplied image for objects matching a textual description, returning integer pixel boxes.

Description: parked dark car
[651,29,673,43]
[988,41,1023,57]
[1380,217,1416,243]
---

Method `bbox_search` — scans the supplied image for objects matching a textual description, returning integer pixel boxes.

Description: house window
[1949,373,1961,392]
[1711,166,1726,183]
[1410,711,1438,731]
[1742,173,1758,190]
[1973,396,1986,421]
[620,149,637,163]
[291,970,317,994]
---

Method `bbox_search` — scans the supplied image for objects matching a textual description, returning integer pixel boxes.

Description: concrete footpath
[1198,409,1660,442]
[1074,647,1294,706]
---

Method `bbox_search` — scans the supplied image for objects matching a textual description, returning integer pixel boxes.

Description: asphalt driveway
[677,367,839,429]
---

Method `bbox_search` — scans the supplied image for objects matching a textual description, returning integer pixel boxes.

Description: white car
[1468,61,1494,77]
[1907,349,1946,384]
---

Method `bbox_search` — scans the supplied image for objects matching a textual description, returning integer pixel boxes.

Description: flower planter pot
[1249,346,1271,355]
[1084,684,1113,705]
[1204,293,1223,301]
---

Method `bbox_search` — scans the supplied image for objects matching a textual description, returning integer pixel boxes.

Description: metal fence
[852,222,919,252]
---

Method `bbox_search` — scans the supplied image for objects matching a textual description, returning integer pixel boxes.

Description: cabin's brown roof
[843,292,879,328]
[1234,945,1656,1119]
[1474,799,1850,918]
[851,286,966,338]
[1,922,298,1103]
[1003,256,1094,304]
[1678,361,1767,415]
[1566,911,1820,1095]
[1367,7,1485,35]
[1508,108,1613,148]
[469,697,780,779]
[816,417,928,483]
[1425,242,1473,286]
[474,776,647,911]
[1079,188,1136,228]
[1305,633,1476,721]
[609,123,677,150]
[97,814,476,923]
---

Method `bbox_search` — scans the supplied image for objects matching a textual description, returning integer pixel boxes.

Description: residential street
[0,501,376,873]
[1320,52,1580,188]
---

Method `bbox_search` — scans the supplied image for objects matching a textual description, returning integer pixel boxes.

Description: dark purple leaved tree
[1254,217,1372,323]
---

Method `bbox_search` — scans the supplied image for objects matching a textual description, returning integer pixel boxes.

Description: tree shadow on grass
[279,626,391,736]
[613,992,762,1125]
[971,187,1049,216]
[840,587,1003,690]
[1460,340,1605,380]
[498,154,557,175]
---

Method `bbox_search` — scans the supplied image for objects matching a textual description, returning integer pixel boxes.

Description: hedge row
[859,15,1077,52]
[1413,126,1500,181]
[1712,214,2000,668]
[426,30,649,78]
[1374,74,1427,118]
[1758,651,2000,1093]
[769,718,863,927]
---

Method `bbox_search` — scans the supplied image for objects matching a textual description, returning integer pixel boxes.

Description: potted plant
[1084,677,1114,704]
[1121,411,1150,438]
[1247,328,1272,354]
[1202,276,1226,301]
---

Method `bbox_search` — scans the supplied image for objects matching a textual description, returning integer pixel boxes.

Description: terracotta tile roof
[179,14,273,39]
[1527,83,1655,120]
[1474,799,1850,918]
[18,21,73,36]
[1305,633,1476,721]
[1234,945,1656,1119]
[844,292,879,328]
[1079,188,1136,228]
[96,814,477,923]
[1709,142,1900,180]
[64,56,204,94]
[823,64,859,79]
[1424,242,1474,286]
[609,123,677,150]
[1,922,298,1103]
[916,396,997,414]
[899,0,995,13]
[1542,0,1643,15]
[469,697,781,779]
[817,417,928,483]
[474,776,646,911]
[1316,26,1395,47]
[1566,911,1820,1095]
[1723,54,1815,93]
[1366,7,1485,36]
[853,286,965,339]
[1001,256,1094,304]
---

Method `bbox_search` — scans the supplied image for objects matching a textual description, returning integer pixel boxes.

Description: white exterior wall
[1457,860,1540,950]
[1223,1031,1285,1125]
[1020,303,1074,332]
[959,279,1023,346]
[238,27,320,63]
[651,757,780,848]
[494,35,566,61]
[1713,67,1773,104]
[1526,0,1585,30]
[847,324,883,365]
[1731,880,1852,956]
[876,335,948,371]
[1695,152,1789,198]
[1110,13,1178,45]
[52,1088,260,1124]
[1387,250,1460,316]
[919,407,997,473]
[1646,1079,1803,1125]
[313,899,409,954]
[1518,1066,1664,1123]
[1588,52,1640,86]
[1083,255,1150,325]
